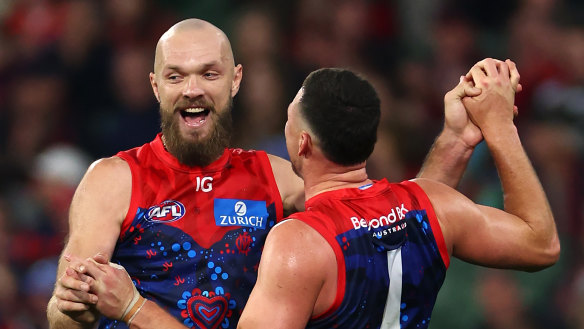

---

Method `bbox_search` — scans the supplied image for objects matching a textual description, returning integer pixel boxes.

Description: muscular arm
[417,76,482,187]
[47,157,131,329]
[238,220,336,329]
[268,154,305,215]
[416,59,559,271]
[418,61,522,188]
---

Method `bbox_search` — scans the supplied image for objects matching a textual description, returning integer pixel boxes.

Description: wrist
[122,295,146,325]
[438,128,476,155]
[481,121,518,145]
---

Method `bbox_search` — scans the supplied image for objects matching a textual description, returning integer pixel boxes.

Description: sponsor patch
[214,199,268,229]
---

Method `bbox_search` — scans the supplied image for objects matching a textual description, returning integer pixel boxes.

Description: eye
[203,72,219,80]
[167,74,183,83]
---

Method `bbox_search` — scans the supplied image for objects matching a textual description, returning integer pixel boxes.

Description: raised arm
[416,58,559,271]
[47,157,130,328]
[418,60,522,188]
[417,76,482,187]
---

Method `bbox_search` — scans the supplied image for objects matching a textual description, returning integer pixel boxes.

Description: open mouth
[180,107,210,127]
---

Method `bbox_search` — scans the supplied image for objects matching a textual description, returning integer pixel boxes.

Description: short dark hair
[300,68,380,166]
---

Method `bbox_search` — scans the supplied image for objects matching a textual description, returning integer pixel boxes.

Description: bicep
[416,178,544,270]
[239,274,313,329]
[58,158,131,276]
[238,221,327,329]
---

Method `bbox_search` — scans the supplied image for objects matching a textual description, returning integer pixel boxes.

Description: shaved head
[148,18,243,167]
[153,19,236,75]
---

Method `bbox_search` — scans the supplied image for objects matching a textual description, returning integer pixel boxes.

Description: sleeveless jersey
[98,134,284,329]
[290,179,449,329]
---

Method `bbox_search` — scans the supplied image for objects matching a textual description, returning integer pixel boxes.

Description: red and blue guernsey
[98,134,283,329]
[290,179,449,329]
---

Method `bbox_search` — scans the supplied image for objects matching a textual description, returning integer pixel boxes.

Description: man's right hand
[68,254,139,321]
[443,75,484,150]
[463,58,520,133]
[53,259,99,324]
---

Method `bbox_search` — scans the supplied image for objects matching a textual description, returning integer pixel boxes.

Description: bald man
[48,19,495,329]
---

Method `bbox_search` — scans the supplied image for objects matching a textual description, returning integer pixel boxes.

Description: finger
[498,61,511,83]
[56,299,93,312]
[461,76,481,97]
[468,65,487,86]
[81,258,108,278]
[55,287,98,304]
[67,256,90,275]
[62,268,91,292]
[55,274,98,304]
[513,105,519,117]
[506,59,521,92]
[64,254,83,264]
[93,253,109,265]
[480,58,499,77]
[77,271,96,285]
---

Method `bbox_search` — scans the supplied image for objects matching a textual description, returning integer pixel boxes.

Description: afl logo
[146,200,185,223]
[235,201,247,216]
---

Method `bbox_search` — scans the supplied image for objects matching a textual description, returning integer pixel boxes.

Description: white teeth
[184,107,205,113]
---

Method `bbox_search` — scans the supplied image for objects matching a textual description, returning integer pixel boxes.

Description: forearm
[47,296,97,329]
[128,300,185,329]
[484,125,559,262]
[417,129,474,188]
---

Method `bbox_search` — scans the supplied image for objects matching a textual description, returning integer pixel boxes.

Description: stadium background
[0,0,582,328]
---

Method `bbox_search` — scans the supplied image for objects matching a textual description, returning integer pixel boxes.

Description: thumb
[460,76,481,97]
[93,253,109,265]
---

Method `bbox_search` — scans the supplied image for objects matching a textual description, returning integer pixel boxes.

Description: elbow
[543,235,561,267]
[524,236,561,272]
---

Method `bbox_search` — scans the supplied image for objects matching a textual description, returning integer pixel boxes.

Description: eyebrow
[164,60,226,73]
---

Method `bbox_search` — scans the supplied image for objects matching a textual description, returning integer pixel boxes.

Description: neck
[303,162,371,201]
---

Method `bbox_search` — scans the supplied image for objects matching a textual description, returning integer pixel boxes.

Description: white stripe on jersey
[380,248,403,329]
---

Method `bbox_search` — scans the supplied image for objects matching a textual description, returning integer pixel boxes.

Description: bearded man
[48,18,491,329]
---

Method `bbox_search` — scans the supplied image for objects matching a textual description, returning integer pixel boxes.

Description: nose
[182,76,204,99]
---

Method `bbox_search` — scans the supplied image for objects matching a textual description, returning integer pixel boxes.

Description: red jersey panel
[98,134,283,329]
[289,179,448,329]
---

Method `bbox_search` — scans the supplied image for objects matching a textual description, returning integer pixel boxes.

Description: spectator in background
[8,144,91,270]
[230,7,290,158]
[83,46,160,158]
[0,0,581,328]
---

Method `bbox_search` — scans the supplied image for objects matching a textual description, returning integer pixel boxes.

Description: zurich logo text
[214,199,268,229]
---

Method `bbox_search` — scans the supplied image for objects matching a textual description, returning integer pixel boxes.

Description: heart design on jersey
[187,295,228,329]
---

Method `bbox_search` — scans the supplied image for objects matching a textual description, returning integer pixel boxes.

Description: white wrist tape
[120,288,141,321]
[126,297,147,326]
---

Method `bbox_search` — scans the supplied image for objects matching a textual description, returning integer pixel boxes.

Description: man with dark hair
[236,62,559,328]
[61,59,558,329]
[47,18,486,329]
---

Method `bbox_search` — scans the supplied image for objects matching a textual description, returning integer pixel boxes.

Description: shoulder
[262,219,334,277]
[409,177,480,252]
[85,156,131,184]
[73,156,132,209]
[266,154,305,214]
[409,177,472,208]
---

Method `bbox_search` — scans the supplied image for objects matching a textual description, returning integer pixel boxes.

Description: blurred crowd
[0,0,582,328]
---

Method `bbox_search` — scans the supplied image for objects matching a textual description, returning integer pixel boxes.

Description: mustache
[174,98,214,111]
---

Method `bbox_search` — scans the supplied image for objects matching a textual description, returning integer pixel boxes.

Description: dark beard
[160,100,233,167]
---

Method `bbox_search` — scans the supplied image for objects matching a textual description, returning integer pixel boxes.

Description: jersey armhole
[116,153,140,239]
[402,180,450,269]
[295,217,347,321]
[257,151,284,221]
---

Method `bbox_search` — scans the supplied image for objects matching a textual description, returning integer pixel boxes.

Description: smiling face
[150,20,242,166]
